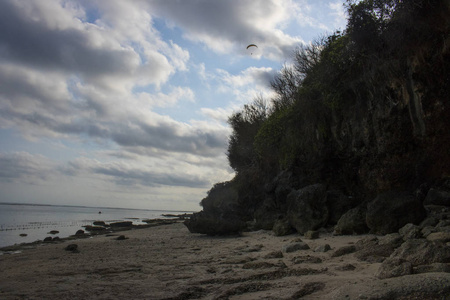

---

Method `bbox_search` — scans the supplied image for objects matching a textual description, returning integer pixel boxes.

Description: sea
[0,203,193,249]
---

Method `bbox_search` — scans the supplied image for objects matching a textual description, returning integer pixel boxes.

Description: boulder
[93,221,106,226]
[378,233,404,248]
[314,244,331,253]
[304,230,319,239]
[376,258,413,279]
[253,199,282,230]
[75,229,85,235]
[377,239,450,278]
[326,190,357,225]
[184,211,246,235]
[110,221,133,227]
[65,244,79,253]
[426,232,450,243]
[331,245,356,257]
[366,191,426,235]
[398,223,422,240]
[282,242,310,253]
[287,184,329,234]
[334,204,368,235]
[424,187,450,207]
[272,217,295,236]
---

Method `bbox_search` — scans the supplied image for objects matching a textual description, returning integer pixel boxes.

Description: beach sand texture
[1,222,449,299]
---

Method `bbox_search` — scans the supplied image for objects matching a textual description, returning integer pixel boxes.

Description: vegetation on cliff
[186,0,450,235]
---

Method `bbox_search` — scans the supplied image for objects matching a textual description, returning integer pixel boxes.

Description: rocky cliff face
[185,1,450,236]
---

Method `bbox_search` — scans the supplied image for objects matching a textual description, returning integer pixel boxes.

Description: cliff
[185,0,450,236]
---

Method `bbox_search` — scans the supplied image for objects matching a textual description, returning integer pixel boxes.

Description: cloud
[0,152,56,184]
[147,0,303,60]
[62,154,232,189]
[0,0,229,159]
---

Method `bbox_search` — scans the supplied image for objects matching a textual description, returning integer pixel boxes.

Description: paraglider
[246,44,257,55]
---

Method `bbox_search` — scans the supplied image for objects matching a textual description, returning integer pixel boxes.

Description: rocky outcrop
[334,204,368,235]
[287,184,329,234]
[366,191,426,235]
[184,210,246,235]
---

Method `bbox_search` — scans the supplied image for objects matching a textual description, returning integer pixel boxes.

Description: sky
[0,0,347,211]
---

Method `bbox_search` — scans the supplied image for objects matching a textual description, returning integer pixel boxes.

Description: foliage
[226,96,268,173]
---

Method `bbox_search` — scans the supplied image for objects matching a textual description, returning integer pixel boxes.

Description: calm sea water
[0,203,192,248]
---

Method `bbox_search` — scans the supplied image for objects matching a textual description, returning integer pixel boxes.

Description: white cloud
[147,0,304,60]
[0,0,348,209]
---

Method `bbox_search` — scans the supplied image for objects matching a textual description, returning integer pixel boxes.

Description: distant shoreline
[0,202,196,213]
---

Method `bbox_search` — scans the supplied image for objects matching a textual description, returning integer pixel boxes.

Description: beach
[1,222,449,299]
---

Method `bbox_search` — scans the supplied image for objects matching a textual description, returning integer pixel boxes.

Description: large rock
[334,204,368,235]
[377,239,450,279]
[326,190,357,225]
[366,191,426,235]
[424,187,450,206]
[185,180,248,235]
[287,184,329,234]
[272,217,295,236]
[184,211,246,235]
[253,198,283,230]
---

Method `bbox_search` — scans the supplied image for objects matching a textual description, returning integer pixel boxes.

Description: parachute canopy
[246,44,257,49]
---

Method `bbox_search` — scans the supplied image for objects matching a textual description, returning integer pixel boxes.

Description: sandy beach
[0,222,449,300]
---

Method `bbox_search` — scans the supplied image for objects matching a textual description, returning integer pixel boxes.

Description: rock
[414,263,450,274]
[420,215,439,227]
[242,261,279,269]
[184,210,247,235]
[282,242,310,253]
[398,223,422,240]
[43,237,52,242]
[253,202,282,230]
[330,273,450,299]
[314,244,331,253]
[19,233,27,237]
[52,237,60,241]
[272,217,295,236]
[421,226,436,238]
[110,221,133,228]
[292,255,322,264]
[65,244,78,252]
[355,243,396,263]
[48,230,59,235]
[424,187,450,206]
[93,221,106,226]
[264,251,283,259]
[335,264,356,271]
[366,191,426,235]
[326,190,357,225]
[378,233,404,248]
[116,235,127,240]
[331,245,356,257]
[84,225,107,232]
[291,282,325,299]
[377,239,450,278]
[242,244,263,252]
[392,239,450,266]
[287,184,329,234]
[376,258,414,279]
[426,231,450,243]
[75,229,85,235]
[304,230,319,239]
[334,204,368,235]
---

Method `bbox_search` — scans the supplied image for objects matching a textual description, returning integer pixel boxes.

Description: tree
[227,97,269,173]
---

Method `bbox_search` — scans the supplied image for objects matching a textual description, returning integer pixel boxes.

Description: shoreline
[1,222,449,299]
[0,218,184,253]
